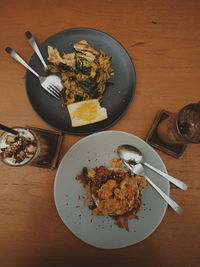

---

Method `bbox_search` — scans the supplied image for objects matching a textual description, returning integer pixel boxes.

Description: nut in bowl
[0,126,63,169]
[0,127,38,166]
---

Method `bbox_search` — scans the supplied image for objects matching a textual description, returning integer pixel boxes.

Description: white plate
[54,131,169,249]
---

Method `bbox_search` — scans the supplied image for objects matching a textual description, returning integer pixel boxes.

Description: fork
[123,161,183,215]
[5,47,62,99]
[25,31,63,94]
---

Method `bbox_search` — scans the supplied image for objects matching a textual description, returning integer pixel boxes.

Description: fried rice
[47,40,114,105]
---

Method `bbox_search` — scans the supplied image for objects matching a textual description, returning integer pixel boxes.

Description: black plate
[26,28,136,135]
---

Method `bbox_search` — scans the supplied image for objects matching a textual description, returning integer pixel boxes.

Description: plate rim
[54,130,170,249]
[25,28,136,135]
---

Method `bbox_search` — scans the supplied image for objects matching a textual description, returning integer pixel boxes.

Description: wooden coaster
[28,127,64,169]
[146,110,187,158]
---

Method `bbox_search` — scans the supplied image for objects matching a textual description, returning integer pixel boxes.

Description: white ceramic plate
[54,131,169,249]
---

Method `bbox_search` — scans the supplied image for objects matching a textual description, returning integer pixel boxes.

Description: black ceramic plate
[26,28,136,135]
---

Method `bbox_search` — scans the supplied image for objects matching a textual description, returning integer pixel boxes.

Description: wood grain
[0,0,200,266]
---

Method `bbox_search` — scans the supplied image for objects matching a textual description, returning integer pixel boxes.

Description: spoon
[124,161,183,214]
[117,144,188,191]
[25,31,48,70]
[0,124,18,135]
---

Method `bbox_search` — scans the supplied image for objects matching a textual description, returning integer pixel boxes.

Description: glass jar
[0,127,40,167]
[157,102,200,145]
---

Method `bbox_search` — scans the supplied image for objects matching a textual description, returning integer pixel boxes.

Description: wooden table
[0,0,200,266]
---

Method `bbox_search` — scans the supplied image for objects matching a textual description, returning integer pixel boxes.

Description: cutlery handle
[5,47,39,78]
[25,31,47,69]
[0,124,18,135]
[144,175,183,214]
[124,162,183,215]
[143,162,188,190]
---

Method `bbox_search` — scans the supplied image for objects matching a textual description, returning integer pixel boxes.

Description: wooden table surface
[0,0,200,266]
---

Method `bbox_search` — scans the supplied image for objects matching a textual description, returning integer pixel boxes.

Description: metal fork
[124,161,183,215]
[5,47,62,99]
[25,31,63,94]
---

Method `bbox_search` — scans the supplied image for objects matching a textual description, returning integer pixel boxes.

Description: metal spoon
[124,161,183,214]
[117,144,188,191]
